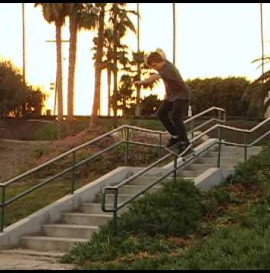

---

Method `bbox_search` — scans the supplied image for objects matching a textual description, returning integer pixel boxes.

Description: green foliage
[242,56,270,118]
[140,94,162,116]
[61,144,270,270]
[226,143,270,185]
[169,225,270,270]
[187,77,251,117]
[32,123,58,140]
[63,179,204,265]
[0,59,45,118]
[119,179,204,236]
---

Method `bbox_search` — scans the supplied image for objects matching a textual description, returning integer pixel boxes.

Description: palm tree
[109,3,136,119]
[260,3,265,77]
[242,3,270,118]
[66,3,98,124]
[90,3,107,126]
[66,3,80,121]
[135,3,141,116]
[35,3,68,139]
[172,3,176,65]
[104,28,114,117]
[242,57,270,118]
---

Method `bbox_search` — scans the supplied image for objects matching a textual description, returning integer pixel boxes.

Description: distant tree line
[0,60,45,118]
[133,76,261,119]
[0,59,262,120]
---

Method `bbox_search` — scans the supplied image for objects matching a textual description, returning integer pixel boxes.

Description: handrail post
[113,189,118,232]
[191,119,194,139]
[125,127,130,165]
[158,133,162,158]
[71,151,76,194]
[218,110,221,124]
[244,132,247,161]
[173,155,177,184]
[217,126,222,168]
[1,186,6,232]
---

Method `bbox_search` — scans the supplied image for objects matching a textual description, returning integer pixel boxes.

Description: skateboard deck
[165,143,195,159]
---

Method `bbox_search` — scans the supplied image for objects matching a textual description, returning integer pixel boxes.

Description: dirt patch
[0,140,51,183]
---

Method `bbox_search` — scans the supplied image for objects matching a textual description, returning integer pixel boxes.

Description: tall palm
[66,3,80,121]
[90,3,107,126]
[172,3,176,65]
[243,57,270,118]
[135,3,141,116]
[110,3,136,119]
[35,3,67,138]
[260,3,264,77]
[104,28,114,117]
[66,3,98,123]
[242,3,270,118]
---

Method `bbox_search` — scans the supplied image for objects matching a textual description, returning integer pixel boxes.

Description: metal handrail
[0,106,225,232]
[102,115,270,231]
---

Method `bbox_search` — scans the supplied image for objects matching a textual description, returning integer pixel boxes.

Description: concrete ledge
[194,167,234,191]
[0,166,131,250]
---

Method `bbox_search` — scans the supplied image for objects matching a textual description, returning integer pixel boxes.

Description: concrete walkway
[0,249,76,270]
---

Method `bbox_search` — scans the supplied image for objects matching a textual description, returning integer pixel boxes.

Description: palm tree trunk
[107,67,111,116]
[112,4,118,120]
[173,3,176,65]
[56,22,64,138]
[67,14,78,134]
[135,3,141,117]
[67,14,78,120]
[90,5,105,127]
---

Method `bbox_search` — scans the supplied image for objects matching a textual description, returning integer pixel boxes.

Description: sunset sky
[0,3,269,115]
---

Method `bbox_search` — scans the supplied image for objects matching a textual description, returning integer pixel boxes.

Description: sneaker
[166,137,179,148]
[178,142,191,154]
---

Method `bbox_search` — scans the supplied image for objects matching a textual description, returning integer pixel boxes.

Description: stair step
[62,212,112,227]
[129,176,172,186]
[177,170,203,177]
[20,236,88,252]
[95,193,133,204]
[197,156,243,165]
[43,224,99,239]
[80,202,128,215]
[118,184,162,195]
[79,203,110,214]
[184,163,217,172]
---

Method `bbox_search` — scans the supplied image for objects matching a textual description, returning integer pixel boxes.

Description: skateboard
[165,143,195,159]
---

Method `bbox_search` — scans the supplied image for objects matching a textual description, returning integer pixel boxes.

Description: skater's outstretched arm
[132,74,161,86]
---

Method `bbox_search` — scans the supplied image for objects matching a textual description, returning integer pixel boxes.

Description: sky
[0,3,269,116]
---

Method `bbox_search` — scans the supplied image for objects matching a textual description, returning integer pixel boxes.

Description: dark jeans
[157,99,190,144]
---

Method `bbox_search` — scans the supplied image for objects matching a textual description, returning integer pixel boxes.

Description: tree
[135,3,141,116]
[35,3,68,139]
[90,3,107,126]
[109,3,136,120]
[242,56,270,118]
[65,3,99,132]
[140,94,162,116]
[117,74,135,116]
[0,60,45,118]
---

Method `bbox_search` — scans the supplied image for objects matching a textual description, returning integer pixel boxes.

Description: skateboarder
[133,49,191,154]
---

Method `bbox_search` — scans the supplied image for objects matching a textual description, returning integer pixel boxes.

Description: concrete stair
[17,144,262,253]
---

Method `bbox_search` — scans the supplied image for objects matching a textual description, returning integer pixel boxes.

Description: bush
[119,179,204,236]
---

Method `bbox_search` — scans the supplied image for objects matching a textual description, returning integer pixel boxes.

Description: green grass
[61,142,270,270]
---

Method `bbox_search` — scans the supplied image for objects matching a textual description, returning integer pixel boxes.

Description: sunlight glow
[0,3,269,116]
